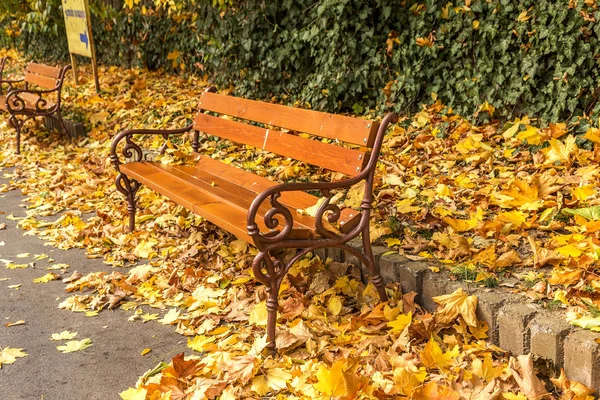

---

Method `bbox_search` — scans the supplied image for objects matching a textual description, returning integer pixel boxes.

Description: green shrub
[1,0,599,122]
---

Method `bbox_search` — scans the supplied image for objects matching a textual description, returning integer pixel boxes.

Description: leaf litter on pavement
[0,48,598,398]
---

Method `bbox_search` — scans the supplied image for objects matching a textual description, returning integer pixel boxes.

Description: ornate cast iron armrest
[247,174,368,245]
[5,88,58,114]
[247,112,399,247]
[110,124,194,172]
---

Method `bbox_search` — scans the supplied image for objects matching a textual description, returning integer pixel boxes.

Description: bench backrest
[24,62,64,89]
[194,92,380,176]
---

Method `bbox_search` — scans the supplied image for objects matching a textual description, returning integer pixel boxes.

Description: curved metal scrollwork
[34,96,51,113]
[109,124,194,172]
[260,192,294,243]
[252,251,281,287]
[6,93,26,113]
[123,135,144,163]
[115,172,141,197]
[314,189,343,239]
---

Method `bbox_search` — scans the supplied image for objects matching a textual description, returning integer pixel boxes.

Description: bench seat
[120,155,360,243]
[0,92,55,112]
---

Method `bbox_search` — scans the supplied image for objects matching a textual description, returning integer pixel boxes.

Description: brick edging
[320,243,600,392]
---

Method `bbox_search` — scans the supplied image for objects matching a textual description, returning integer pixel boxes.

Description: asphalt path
[0,171,185,399]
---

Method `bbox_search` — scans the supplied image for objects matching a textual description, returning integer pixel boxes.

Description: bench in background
[0,61,71,153]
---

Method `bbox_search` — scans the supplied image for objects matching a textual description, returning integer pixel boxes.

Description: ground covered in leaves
[0,48,598,399]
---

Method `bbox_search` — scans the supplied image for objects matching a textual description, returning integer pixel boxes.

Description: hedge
[1,0,599,122]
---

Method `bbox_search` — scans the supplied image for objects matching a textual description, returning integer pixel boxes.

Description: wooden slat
[0,93,55,111]
[24,72,57,89]
[199,91,379,147]
[194,113,367,176]
[120,162,315,242]
[193,156,361,230]
[26,62,62,79]
[20,92,55,109]
[142,162,318,232]
[194,155,318,210]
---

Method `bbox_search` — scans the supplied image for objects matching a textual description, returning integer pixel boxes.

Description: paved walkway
[0,173,185,399]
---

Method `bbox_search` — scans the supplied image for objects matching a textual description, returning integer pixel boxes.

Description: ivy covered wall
[2,0,599,122]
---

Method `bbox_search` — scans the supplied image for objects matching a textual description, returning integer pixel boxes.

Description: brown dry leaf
[224,356,259,386]
[550,369,594,399]
[5,320,25,327]
[527,236,564,268]
[193,378,227,399]
[433,288,478,327]
[496,250,524,269]
[508,354,551,399]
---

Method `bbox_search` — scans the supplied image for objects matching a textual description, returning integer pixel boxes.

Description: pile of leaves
[0,48,599,398]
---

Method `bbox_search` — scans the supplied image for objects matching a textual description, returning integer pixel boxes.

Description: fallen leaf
[51,331,78,340]
[433,288,478,327]
[57,338,93,353]
[0,347,27,368]
[5,320,25,327]
[508,354,550,399]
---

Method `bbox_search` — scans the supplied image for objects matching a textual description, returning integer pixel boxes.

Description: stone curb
[324,244,600,392]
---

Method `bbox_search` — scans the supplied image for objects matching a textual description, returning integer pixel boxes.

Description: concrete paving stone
[325,246,344,263]
[420,271,450,312]
[396,260,429,302]
[498,303,538,355]
[529,312,571,368]
[344,238,363,269]
[563,329,600,392]
[313,248,327,261]
[378,253,405,284]
[474,290,508,345]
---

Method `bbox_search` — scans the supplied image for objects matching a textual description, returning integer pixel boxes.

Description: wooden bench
[110,88,398,352]
[0,61,71,153]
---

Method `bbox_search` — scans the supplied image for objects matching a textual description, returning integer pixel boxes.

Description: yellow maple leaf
[50,331,78,341]
[313,360,347,397]
[502,393,528,400]
[572,185,597,202]
[583,127,600,143]
[516,125,546,145]
[0,347,27,368]
[33,272,60,284]
[133,239,157,259]
[479,101,495,116]
[568,315,600,331]
[265,368,292,391]
[327,295,343,316]
[416,37,433,47]
[419,338,460,372]
[433,288,478,327]
[473,244,496,268]
[551,369,595,398]
[396,198,422,214]
[387,312,412,333]
[544,135,578,165]
[393,366,428,396]
[471,353,503,381]
[249,301,268,326]
[57,338,92,353]
[187,335,215,352]
[443,216,478,232]
[556,243,584,258]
